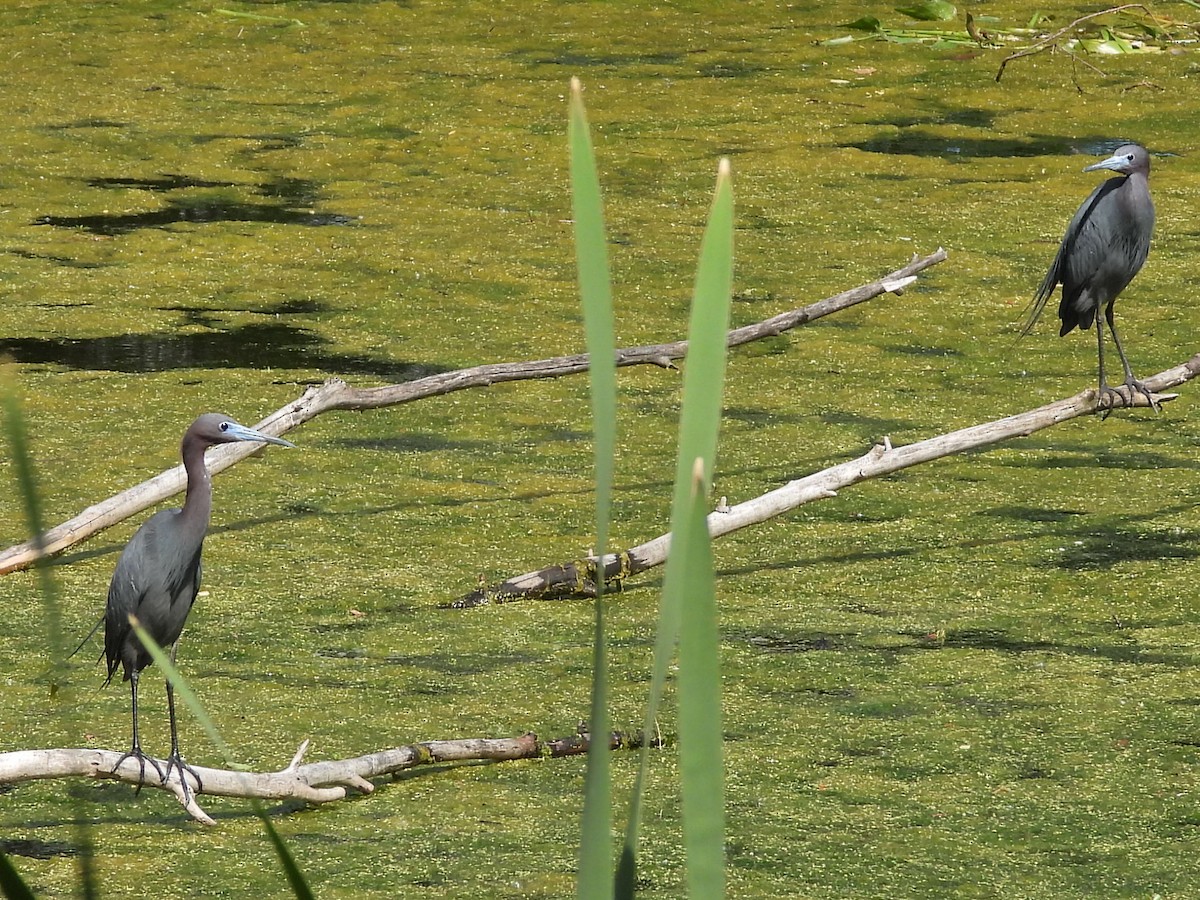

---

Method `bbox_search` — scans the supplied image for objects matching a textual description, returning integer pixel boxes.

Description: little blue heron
[1021,143,1156,410]
[104,413,295,798]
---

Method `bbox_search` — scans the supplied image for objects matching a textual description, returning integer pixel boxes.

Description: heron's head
[191,413,297,448]
[1083,144,1150,176]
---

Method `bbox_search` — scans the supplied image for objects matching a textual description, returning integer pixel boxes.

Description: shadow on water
[32,172,355,236]
[843,132,1140,159]
[33,199,356,236]
[0,321,444,381]
[742,626,1195,667]
[0,838,80,860]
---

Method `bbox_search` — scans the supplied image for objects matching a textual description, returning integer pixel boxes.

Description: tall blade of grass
[618,160,733,896]
[0,366,97,899]
[0,851,36,900]
[675,158,733,898]
[569,76,618,900]
[130,619,313,899]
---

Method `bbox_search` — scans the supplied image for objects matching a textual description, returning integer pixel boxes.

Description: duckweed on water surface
[2,2,1200,897]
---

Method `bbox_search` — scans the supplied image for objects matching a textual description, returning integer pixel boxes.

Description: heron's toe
[1127,379,1161,412]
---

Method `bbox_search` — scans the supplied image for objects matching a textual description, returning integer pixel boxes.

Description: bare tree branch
[995,5,1154,83]
[0,249,947,575]
[0,730,653,826]
[450,355,1200,608]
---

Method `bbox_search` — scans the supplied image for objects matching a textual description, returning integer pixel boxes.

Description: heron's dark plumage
[1022,143,1155,408]
[102,413,294,799]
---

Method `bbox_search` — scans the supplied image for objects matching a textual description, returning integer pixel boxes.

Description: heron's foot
[1125,378,1161,413]
[112,746,165,796]
[1096,383,1127,419]
[163,751,204,804]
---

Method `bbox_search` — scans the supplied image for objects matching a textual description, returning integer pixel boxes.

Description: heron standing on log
[104,413,295,800]
[1021,143,1156,410]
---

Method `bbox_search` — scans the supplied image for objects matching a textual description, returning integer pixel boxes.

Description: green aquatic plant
[567,82,734,896]
[569,75,618,900]
[0,370,93,899]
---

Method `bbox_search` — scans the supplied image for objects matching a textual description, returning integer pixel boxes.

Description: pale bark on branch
[0,249,947,575]
[450,354,1200,608]
[0,730,648,826]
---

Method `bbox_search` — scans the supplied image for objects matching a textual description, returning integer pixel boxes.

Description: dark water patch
[161,297,331,320]
[6,248,108,269]
[844,133,1121,159]
[352,122,420,141]
[0,322,444,381]
[257,175,324,205]
[382,651,539,675]
[315,647,369,659]
[885,343,964,358]
[1018,765,1057,779]
[517,50,686,69]
[746,625,1194,667]
[949,629,1193,667]
[409,681,459,698]
[977,505,1084,524]
[819,409,922,434]
[851,698,921,720]
[746,632,847,652]
[866,108,998,130]
[841,601,893,617]
[699,60,766,79]
[85,174,237,191]
[334,433,492,454]
[33,198,357,236]
[954,694,1046,716]
[733,287,775,303]
[45,119,126,130]
[192,132,306,152]
[1006,447,1200,471]
[724,406,800,429]
[1053,526,1200,570]
[0,838,79,859]
[943,628,1063,653]
[718,544,918,582]
[81,173,325,208]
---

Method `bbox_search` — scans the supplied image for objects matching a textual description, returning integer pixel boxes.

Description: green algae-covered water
[3,2,1200,897]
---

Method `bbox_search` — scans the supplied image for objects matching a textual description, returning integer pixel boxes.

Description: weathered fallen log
[449,355,1200,608]
[0,729,652,826]
[0,249,946,575]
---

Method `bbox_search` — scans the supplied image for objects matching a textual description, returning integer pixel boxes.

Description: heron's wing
[103,509,201,680]
[1059,182,1121,296]
[1019,181,1110,337]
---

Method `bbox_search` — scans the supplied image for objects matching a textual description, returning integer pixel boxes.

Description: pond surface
[2,2,1200,897]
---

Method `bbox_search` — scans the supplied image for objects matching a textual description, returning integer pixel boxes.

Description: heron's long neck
[180,435,214,533]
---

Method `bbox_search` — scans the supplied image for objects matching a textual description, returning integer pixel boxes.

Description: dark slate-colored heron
[104,413,294,798]
[1021,143,1156,410]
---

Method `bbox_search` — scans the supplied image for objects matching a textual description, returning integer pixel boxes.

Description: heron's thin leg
[1093,311,1122,413]
[111,669,164,791]
[1105,302,1158,411]
[162,642,203,803]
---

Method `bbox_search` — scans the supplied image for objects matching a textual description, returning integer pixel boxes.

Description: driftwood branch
[0,730,651,826]
[450,354,1200,608]
[994,5,1153,83]
[0,249,946,575]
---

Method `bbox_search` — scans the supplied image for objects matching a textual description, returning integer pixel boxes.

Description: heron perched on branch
[103,413,294,800]
[1022,143,1156,411]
